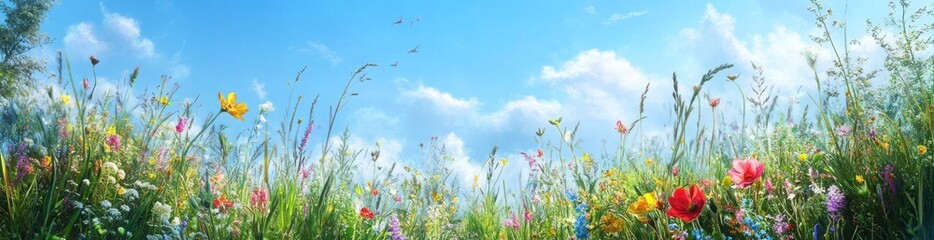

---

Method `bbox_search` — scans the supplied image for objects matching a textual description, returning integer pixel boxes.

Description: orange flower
[218,92,249,120]
[615,120,627,134]
[710,98,721,108]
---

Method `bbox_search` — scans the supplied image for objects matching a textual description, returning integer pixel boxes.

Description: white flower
[100,200,112,208]
[152,202,172,221]
[102,161,118,175]
[117,169,126,180]
[124,189,139,201]
[82,179,90,186]
[171,217,181,226]
[259,101,275,114]
[105,176,117,185]
[121,204,130,212]
[258,115,267,123]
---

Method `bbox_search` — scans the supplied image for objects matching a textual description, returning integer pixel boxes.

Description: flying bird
[408,45,419,54]
[410,16,420,26]
[390,61,399,67]
[392,16,404,26]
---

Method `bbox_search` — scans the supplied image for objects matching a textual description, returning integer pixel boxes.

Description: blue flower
[566,191,579,202]
[574,211,589,239]
[668,223,679,231]
[813,223,822,240]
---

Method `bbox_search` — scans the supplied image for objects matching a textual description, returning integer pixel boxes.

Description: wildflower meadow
[1,1,933,239]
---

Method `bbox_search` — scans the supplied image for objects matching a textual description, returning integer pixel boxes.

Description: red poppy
[666,185,706,222]
[359,207,375,219]
[213,195,235,213]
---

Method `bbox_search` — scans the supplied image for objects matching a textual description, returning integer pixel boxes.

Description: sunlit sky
[39,1,891,185]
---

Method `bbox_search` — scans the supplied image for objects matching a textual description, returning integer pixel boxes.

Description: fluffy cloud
[64,22,108,57]
[400,84,561,133]
[102,6,156,58]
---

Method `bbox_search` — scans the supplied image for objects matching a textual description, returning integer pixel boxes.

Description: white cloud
[400,84,560,132]
[603,10,647,25]
[302,41,343,66]
[584,5,596,15]
[64,22,108,57]
[251,79,267,100]
[441,133,484,188]
[102,5,156,58]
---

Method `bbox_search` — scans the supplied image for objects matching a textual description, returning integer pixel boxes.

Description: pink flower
[728,159,764,188]
[523,209,533,222]
[671,166,680,176]
[106,135,122,152]
[709,98,721,108]
[503,211,520,230]
[175,117,188,134]
[836,124,852,136]
[250,188,269,212]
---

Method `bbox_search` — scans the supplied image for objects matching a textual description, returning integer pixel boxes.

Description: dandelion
[388,215,406,240]
[218,92,249,120]
[797,153,807,162]
[826,185,845,221]
[728,158,764,188]
[158,96,170,106]
[855,175,864,184]
[918,145,927,156]
[61,95,71,105]
[645,158,654,165]
[666,185,705,222]
[175,117,187,134]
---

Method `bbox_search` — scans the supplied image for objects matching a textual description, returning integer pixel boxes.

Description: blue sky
[40,1,892,186]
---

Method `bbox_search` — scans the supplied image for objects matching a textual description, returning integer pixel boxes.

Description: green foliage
[0,0,55,99]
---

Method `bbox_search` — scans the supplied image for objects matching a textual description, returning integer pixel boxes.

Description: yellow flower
[218,92,249,120]
[500,158,508,166]
[645,158,654,165]
[919,145,928,156]
[61,95,71,105]
[721,175,733,187]
[106,126,116,136]
[117,186,126,195]
[797,153,807,162]
[158,96,170,106]
[601,214,625,233]
[627,192,657,222]
[581,153,593,168]
[855,175,864,184]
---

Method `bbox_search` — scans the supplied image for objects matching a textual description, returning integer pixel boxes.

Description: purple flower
[836,124,851,137]
[772,214,789,236]
[14,144,32,185]
[813,223,823,240]
[388,215,405,240]
[298,121,314,153]
[826,185,846,221]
